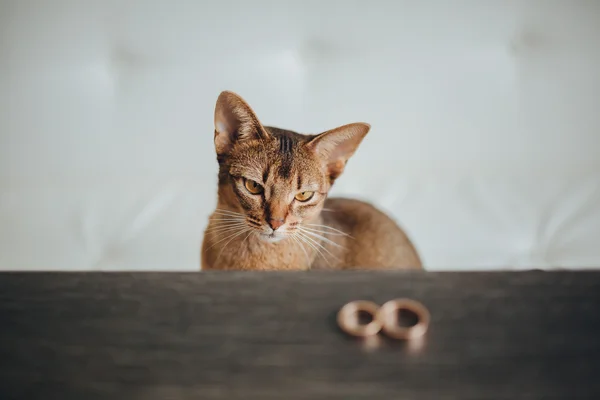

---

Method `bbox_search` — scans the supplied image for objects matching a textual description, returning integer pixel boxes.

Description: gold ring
[337,300,382,337]
[376,298,430,340]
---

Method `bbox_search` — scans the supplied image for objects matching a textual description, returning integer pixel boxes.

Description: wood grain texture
[1,271,600,399]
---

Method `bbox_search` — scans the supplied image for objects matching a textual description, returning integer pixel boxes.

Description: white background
[1,0,599,271]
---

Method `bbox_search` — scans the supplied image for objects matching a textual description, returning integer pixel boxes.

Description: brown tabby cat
[201,91,422,270]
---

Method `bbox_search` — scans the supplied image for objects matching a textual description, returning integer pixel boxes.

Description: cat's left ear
[307,122,370,182]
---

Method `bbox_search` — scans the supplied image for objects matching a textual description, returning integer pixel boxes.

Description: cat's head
[212,91,369,243]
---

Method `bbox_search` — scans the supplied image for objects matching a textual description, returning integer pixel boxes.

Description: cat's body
[201,92,422,271]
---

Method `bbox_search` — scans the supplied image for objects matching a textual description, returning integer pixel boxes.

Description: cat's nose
[268,218,285,230]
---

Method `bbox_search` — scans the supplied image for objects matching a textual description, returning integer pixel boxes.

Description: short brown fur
[201,91,422,270]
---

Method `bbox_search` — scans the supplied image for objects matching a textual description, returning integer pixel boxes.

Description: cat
[201,91,422,270]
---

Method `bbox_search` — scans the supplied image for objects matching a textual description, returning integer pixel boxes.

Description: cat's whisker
[214,207,243,213]
[304,223,349,232]
[296,231,341,265]
[206,229,247,242]
[210,217,246,223]
[209,219,247,226]
[320,208,337,212]
[304,223,353,238]
[211,215,245,222]
[206,221,248,230]
[290,233,311,265]
[209,216,246,222]
[214,209,245,217]
[205,224,248,236]
[210,217,245,223]
[292,235,310,261]
[299,226,348,237]
[298,227,345,249]
[306,231,342,260]
[294,232,331,267]
[207,226,248,233]
[299,232,341,262]
[301,236,336,267]
[206,220,248,228]
[204,227,253,252]
[241,230,254,245]
[214,227,252,264]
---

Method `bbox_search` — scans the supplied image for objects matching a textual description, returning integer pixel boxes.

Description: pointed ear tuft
[214,91,269,155]
[307,122,370,182]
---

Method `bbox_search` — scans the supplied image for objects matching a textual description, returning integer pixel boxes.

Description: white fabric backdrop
[1,0,599,271]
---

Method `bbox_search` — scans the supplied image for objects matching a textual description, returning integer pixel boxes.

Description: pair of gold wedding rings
[337,298,430,339]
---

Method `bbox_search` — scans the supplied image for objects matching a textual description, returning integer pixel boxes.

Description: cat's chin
[259,232,286,243]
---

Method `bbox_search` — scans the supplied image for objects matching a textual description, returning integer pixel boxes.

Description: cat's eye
[295,191,314,202]
[244,179,263,195]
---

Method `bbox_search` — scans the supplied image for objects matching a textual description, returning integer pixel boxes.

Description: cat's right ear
[307,122,371,183]
[214,91,270,156]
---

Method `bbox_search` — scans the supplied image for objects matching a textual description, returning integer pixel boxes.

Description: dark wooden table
[1,271,599,399]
